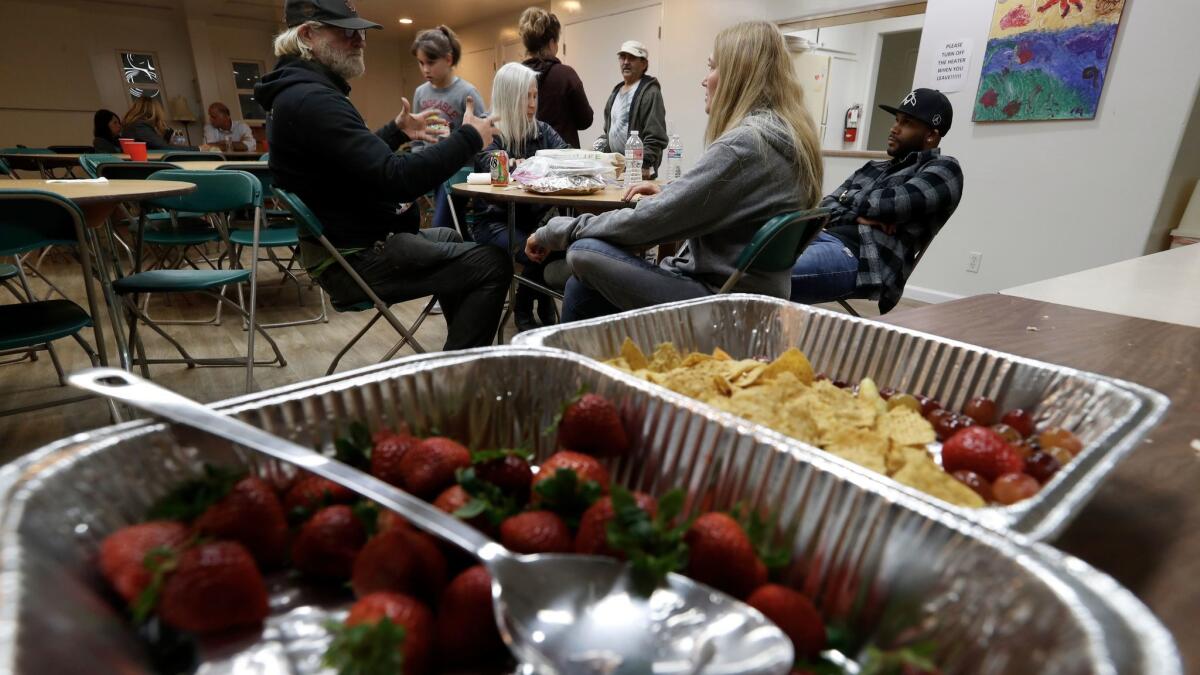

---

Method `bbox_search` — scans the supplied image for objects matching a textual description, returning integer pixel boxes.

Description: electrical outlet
[966,252,983,274]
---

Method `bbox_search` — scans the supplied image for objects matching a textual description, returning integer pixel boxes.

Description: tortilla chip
[712,347,733,361]
[760,348,814,385]
[682,352,715,368]
[824,427,889,474]
[877,407,937,447]
[648,343,682,372]
[731,363,768,388]
[605,356,632,372]
[885,444,931,475]
[619,338,649,371]
[892,454,986,508]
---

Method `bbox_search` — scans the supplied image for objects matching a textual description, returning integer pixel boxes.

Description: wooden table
[882,294,1200,672]
[452,182,638,342]
[1003,245,1200,328]
[0,179,197,371]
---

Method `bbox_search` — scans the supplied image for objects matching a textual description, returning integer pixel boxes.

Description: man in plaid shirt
[791,88,964,313]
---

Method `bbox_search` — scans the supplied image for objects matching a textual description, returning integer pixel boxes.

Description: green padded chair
[79,153,126,179]
[443,166,474,242]
[0,190,115,417]
[219,163,326,328]
[0,148,55,177]
[274,187,436,375]
[158,151,225,162]
[0,157,14,179]
[108,169,286,392]
[718,208,832,294]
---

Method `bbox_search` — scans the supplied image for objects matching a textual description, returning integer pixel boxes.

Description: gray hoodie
[534,111,809,297]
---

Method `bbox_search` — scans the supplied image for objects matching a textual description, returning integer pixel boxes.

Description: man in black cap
[790,88,964,313]
[254,0,511,349]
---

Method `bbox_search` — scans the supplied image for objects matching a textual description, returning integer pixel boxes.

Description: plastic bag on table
[512,156,615,182]
[521,174,608,195]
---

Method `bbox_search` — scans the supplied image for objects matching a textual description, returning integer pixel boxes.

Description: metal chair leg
[837,299,861,317]
[327,311,384,375]
[380,296,438,361]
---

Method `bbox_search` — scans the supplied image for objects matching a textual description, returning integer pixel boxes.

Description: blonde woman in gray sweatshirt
[525,20,823,321]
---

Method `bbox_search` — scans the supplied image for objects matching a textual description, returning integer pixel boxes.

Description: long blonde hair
[122,96,169,136]
[704,21,823,208]
[492,62,539,158]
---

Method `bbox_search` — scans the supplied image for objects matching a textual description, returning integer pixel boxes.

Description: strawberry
[603,487,690,593]
[575,492,657,557]
[157,541,268,634]
[532,450,611,496]
[98,521,189,603]
[371,431,422,488]
[283,474,355,516]
[433,484,494,534]
[324,592,435,675]
[558,393,630,457]
[377,509,411,533]
[500,511,573,554]
[942,426,1025,482]
[193,476,289,568]
[398,437,472,499]
[685,512,767,599]
[746,584,826,659]
[291,504,367,579]
[352,527,448,602]
[435,565,505,665]
[475,453,533,503]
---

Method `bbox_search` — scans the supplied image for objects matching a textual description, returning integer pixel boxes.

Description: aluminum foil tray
[514,295,1169,541]
[0,348,1178,674]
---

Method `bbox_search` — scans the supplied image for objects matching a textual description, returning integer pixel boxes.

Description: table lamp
[1171,179,1200,248]
[169,95,197,145]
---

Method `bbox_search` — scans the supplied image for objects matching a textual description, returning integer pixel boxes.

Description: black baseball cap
[284,0,382,30]
[879,88,953,136]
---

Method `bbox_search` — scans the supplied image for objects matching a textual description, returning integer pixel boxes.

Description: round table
[451,182,644,342]
[171,160,268,172]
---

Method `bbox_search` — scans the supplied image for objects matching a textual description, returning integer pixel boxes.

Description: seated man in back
[203,102,257,152]
[255,0,510,350]
[791,88,964,313]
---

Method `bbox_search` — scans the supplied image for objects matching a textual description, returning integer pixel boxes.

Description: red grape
[1010,441,1036,460]
[1044,445,1074,468]
[933,412,967,441]
[962,397,997,426]
[1024,451,1061,484]
[1000,408,1036,437]
[1038,427,1083,456]
[951,470,993,502]
[993,473,1040,505]
[915,395,942,417]
[879,386,896,400]
[990,423,1022,444]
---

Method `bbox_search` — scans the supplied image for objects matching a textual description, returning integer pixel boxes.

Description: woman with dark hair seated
[92,109,123,153]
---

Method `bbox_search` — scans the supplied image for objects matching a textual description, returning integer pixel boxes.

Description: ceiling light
[398,17,413,24]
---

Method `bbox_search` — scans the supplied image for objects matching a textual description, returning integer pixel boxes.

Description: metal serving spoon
[71,368,794,675]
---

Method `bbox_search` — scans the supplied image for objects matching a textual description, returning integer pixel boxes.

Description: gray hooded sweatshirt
[533,111,810,298]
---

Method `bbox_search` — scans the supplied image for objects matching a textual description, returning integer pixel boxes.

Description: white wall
[904,0,1200,299]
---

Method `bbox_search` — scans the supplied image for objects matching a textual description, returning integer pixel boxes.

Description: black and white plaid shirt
[821,148,964,312]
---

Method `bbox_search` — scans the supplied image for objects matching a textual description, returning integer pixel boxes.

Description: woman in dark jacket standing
[472,62,569,331]
[92,109,123,153]
[518,7,592,149]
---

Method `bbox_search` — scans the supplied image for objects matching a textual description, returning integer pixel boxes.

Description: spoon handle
[70,368,498,559]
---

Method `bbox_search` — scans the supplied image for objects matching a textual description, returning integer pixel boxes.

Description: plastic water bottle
[624,131,643,189]
[664,134,683,183]
[170,129,187,146]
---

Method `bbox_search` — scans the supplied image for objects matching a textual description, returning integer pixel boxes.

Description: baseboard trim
[903,285,965,305]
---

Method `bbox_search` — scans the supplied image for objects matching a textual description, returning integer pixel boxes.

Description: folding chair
[219,163,327,327]
[0,148,56,178]
[0,190,117,419]
[835,229,938,317]
[274,187,436,375]
[0,157,14,179]
[443,166,474,241]
[107,169,286,392]
[159,151,225,162]
[719,208,831,294]
[79,153,126,179]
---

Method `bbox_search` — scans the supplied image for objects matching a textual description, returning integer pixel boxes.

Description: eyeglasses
[322,26,365,40]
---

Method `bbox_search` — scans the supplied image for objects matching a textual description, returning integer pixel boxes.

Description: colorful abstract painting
[974,0,1127,122]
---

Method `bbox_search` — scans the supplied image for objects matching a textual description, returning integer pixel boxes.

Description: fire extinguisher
[844,104,861,143]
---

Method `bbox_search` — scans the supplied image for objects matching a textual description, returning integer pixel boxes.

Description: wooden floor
[0,254,921,462]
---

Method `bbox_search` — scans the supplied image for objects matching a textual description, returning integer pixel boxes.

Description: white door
[561,4,662,146]
[458,46,496,110]
[500,40,525,67]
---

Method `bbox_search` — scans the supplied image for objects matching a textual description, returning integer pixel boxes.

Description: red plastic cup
[126,141,148,161]
[118,138,135,155]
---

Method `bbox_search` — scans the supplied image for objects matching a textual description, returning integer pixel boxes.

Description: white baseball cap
[617,40,649,59]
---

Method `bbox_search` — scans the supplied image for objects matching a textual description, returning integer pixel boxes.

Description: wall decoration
[974,0,1127,122]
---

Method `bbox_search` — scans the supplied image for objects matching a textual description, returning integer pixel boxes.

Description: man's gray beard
[312,40,365,80]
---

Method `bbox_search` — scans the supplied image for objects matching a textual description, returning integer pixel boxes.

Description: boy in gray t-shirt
[413,77,486,140]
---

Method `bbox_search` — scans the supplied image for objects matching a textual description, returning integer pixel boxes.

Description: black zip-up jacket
[254,56,483,248]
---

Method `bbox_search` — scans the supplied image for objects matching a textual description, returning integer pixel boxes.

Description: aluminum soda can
[490,150,510,186]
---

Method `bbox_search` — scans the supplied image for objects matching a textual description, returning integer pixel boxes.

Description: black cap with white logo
[284,0,382,30]
[879,88,953,136]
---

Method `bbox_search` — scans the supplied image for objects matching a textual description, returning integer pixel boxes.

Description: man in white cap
[593,40,667,178]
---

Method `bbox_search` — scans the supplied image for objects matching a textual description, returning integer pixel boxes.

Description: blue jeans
[790,232,859,304]
[562,238,713,322]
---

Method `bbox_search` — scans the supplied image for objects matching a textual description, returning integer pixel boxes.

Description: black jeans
[320,228,511,350]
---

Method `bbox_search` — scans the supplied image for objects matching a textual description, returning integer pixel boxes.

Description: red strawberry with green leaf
[324,592,435,675]
[746,584,826,659]
[154,541,268,634]
[685,512,767,599]
[398,437,472,499]
[352,527,448,602]
[435,566,505,665]
[99,521,189,604]
[500,511,573,554]
[371,431,423,488]
[473,449,534,504]
[604,487,691,594]
[283,474,355,521]
[942,426,1025,482]
[291,504,367,579]
[193,476,289,568]
[557,393,630,457]
[574,492,657,557]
